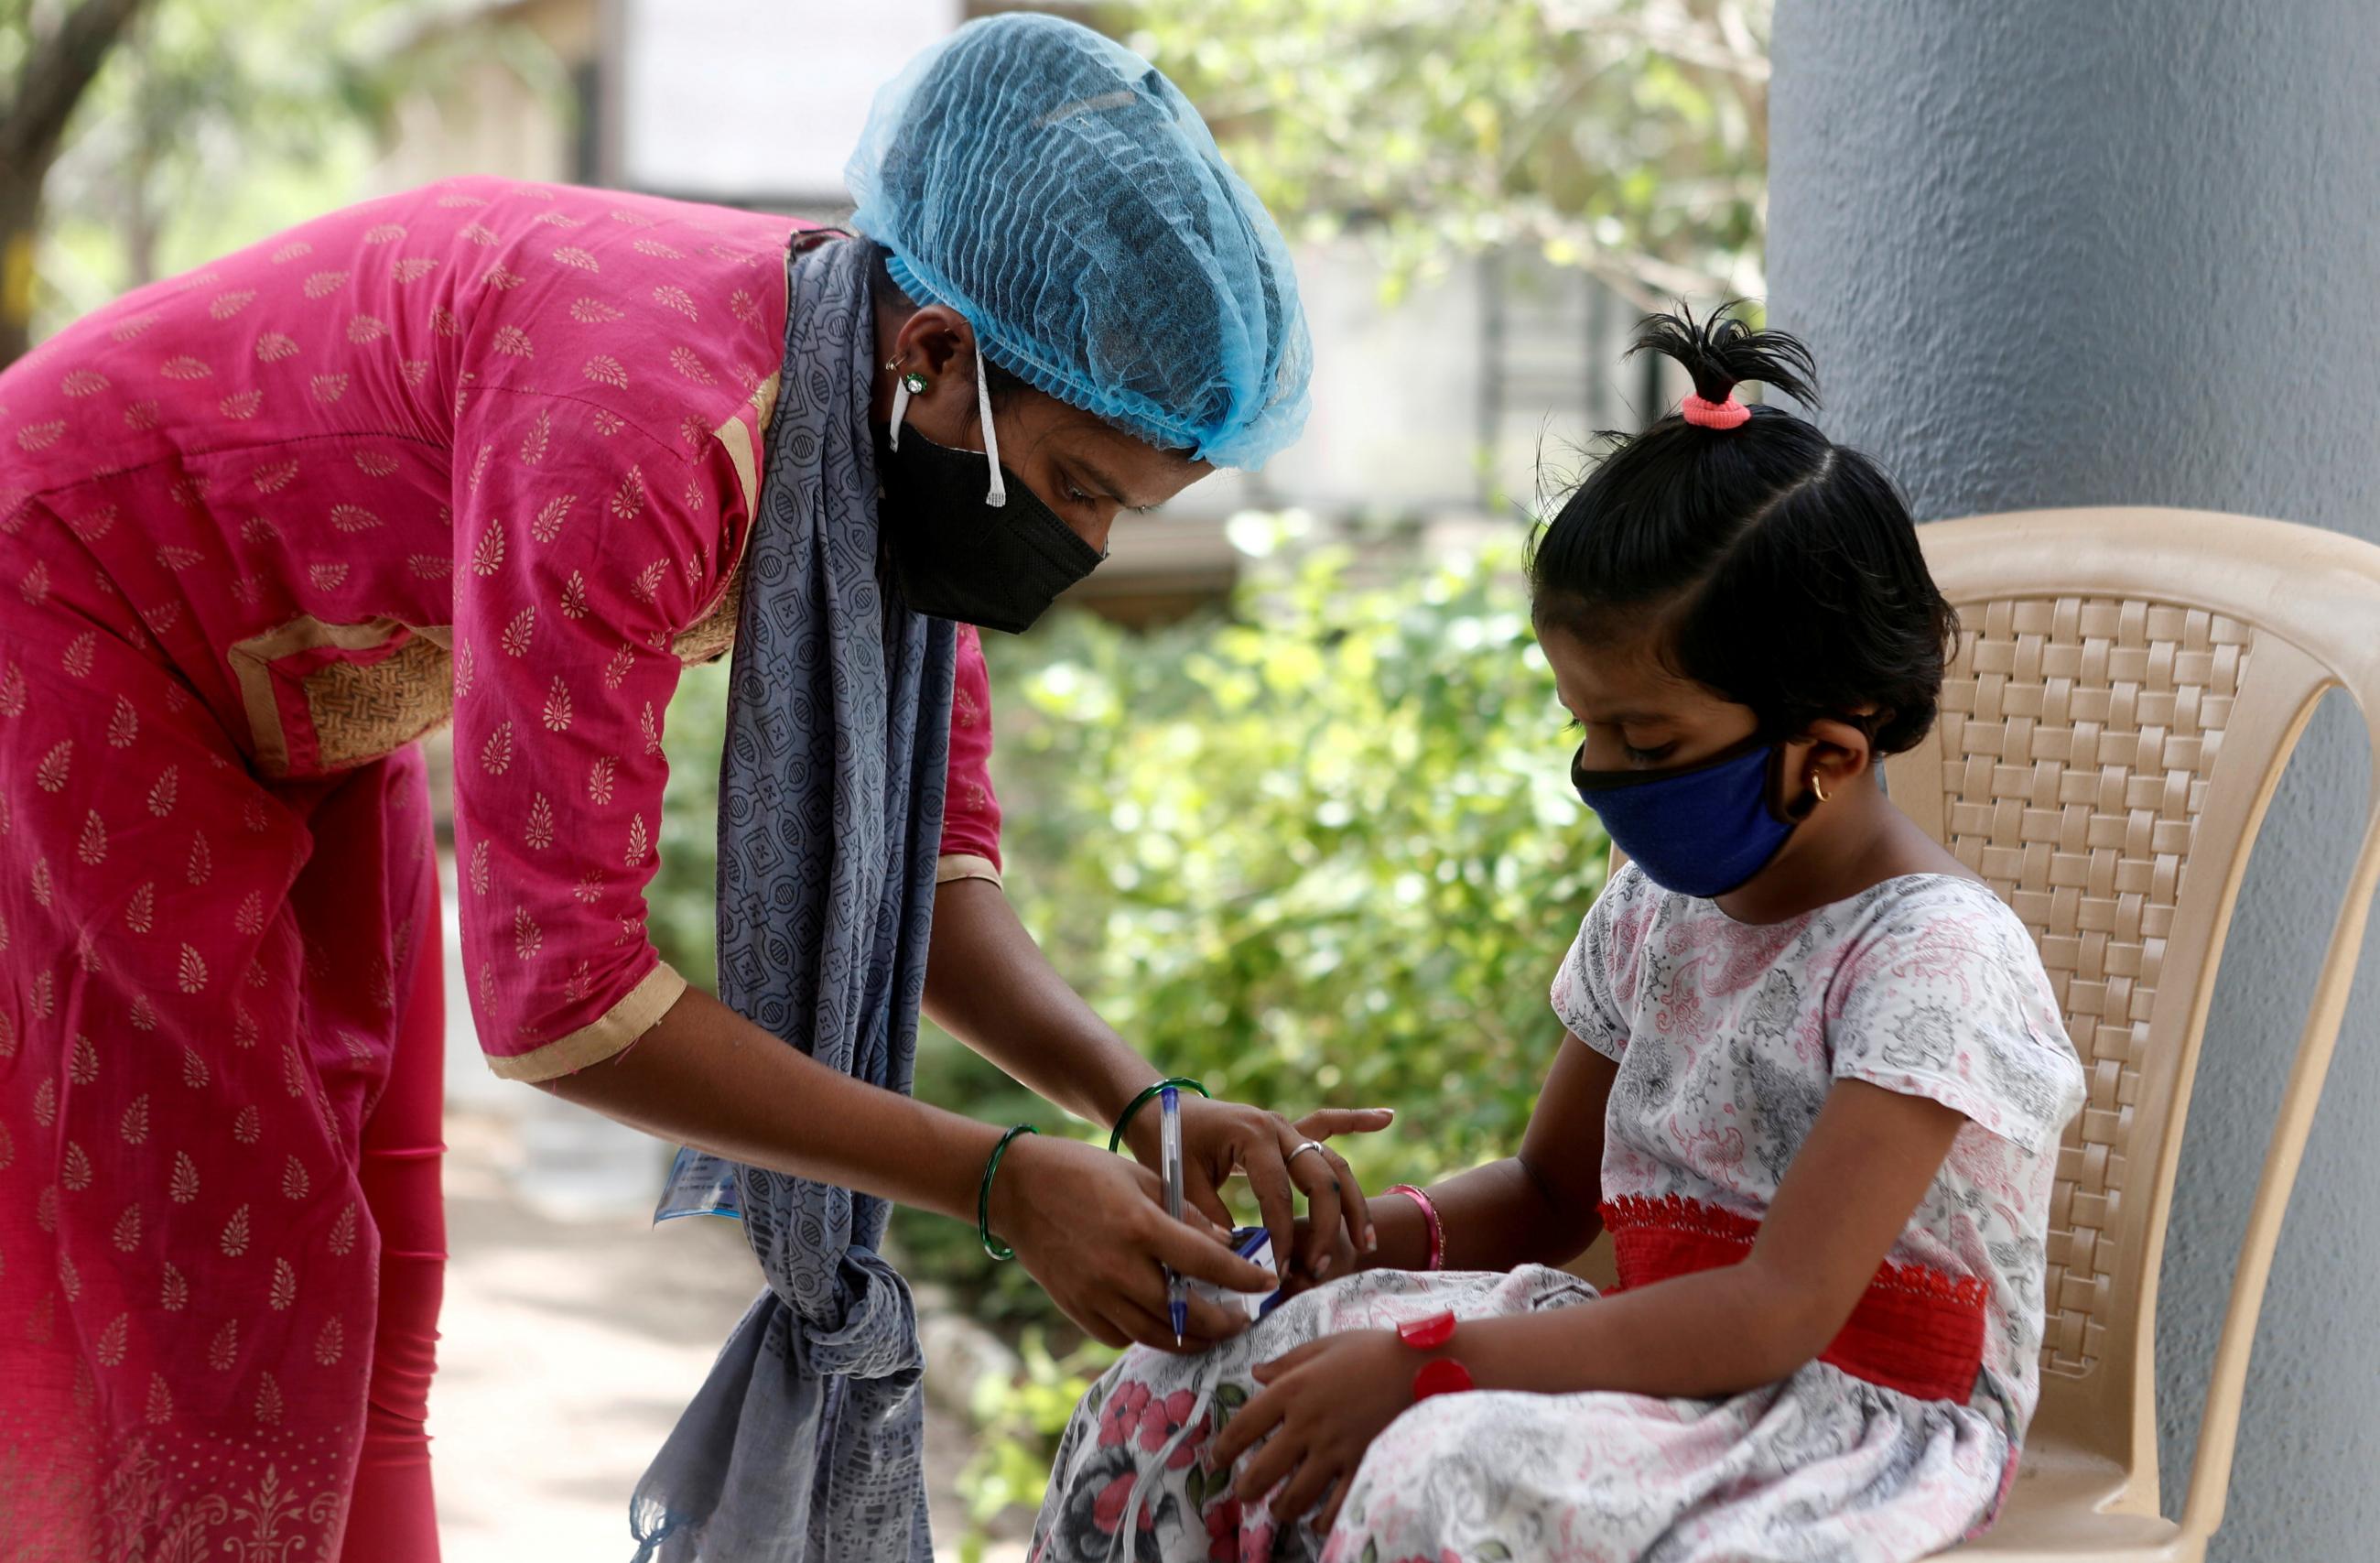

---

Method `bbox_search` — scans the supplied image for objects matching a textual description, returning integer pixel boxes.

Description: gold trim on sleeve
[714,406,761,519]
[483,961,690,1082]
[680,364,779,667]
[935,853,1003,889]
[711,369,782,521]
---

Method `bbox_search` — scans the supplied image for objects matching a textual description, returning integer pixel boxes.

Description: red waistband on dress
[1599,1193,1986,1406]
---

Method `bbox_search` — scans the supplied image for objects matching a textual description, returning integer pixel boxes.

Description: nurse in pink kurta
[0,178,1004,1561]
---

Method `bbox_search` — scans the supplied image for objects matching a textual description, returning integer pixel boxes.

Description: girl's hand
[990,1133,1274,1354]
[1271,1215,1360,1302]
[1142,1101,1393,1289]
[1208,1329,1415,1535]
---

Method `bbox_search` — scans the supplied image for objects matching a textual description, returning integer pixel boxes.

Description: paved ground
[432,1107,1027,1562]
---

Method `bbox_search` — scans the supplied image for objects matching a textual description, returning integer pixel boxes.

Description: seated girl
[1029,308,2088,1563]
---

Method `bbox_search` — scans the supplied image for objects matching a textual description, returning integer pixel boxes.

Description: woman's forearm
[922,878,1160,1136]
[538,984,1007,1224]
[544,982,1279,1354]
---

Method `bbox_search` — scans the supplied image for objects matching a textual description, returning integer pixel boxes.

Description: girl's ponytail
[1629,305,1819,429]
[1529,303,1956,758]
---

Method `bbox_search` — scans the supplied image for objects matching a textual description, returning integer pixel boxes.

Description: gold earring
[1811,773,1831,805]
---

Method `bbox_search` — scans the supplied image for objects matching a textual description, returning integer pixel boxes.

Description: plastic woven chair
[1889,509,2380,1560]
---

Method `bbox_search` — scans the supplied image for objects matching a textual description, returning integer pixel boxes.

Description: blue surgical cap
[847,14,1312,471]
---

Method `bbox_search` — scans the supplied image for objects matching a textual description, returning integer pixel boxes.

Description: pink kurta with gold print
[0,178,1002,1558]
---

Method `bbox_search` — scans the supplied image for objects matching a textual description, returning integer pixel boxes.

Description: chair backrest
[1882,507,2380,1534]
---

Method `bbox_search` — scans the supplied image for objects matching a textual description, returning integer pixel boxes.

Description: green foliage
[1115,0,1770,304]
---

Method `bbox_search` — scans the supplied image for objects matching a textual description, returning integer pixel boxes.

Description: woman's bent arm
[538,984,1274,1351]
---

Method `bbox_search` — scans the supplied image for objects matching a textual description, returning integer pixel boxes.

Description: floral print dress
[1033,867,2087,1563]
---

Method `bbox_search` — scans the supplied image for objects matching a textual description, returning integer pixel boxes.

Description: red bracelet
[1386,1184,1444,1271]
[1396,1309,1474,1399]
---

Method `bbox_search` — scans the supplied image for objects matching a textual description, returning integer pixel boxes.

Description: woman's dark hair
[1528,304,1957,756]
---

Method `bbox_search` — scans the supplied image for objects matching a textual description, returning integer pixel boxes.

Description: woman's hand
[1209,1329,1414,1535]
[1138,1101,1393,1290]
[990,1133,1276,1354]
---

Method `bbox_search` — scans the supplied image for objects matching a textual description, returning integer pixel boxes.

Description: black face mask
[874,423,1104,635]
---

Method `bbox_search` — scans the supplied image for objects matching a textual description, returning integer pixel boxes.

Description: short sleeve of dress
[937,623,1003,887]
[1825,881,2087,1156]
[449,389,727,1080]
[1550,871,1636,1062]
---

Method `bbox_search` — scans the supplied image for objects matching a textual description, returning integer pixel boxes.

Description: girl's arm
[1215,1079,1964,1524]
[1446,1079,1964,1395]
[1358,1034,1617,1275]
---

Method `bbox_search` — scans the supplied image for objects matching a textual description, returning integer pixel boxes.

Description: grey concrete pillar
[1769,5,2380,1558]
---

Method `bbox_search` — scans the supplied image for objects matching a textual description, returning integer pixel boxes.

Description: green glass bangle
[1107,1077,1211,1155]
[978,1124,1040,1261]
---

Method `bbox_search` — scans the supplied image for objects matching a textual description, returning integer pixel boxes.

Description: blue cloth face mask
[1571,736,1800,898]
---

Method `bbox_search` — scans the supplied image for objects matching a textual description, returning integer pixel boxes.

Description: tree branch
[0,0,153,170]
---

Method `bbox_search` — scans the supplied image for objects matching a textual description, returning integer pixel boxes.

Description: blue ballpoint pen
[1160,1084,1186,1345]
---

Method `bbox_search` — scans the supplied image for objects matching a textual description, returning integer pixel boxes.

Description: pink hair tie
[1681,392,1751,429]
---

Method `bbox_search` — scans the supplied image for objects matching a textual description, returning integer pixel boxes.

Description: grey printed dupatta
[630,233,955,1563]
